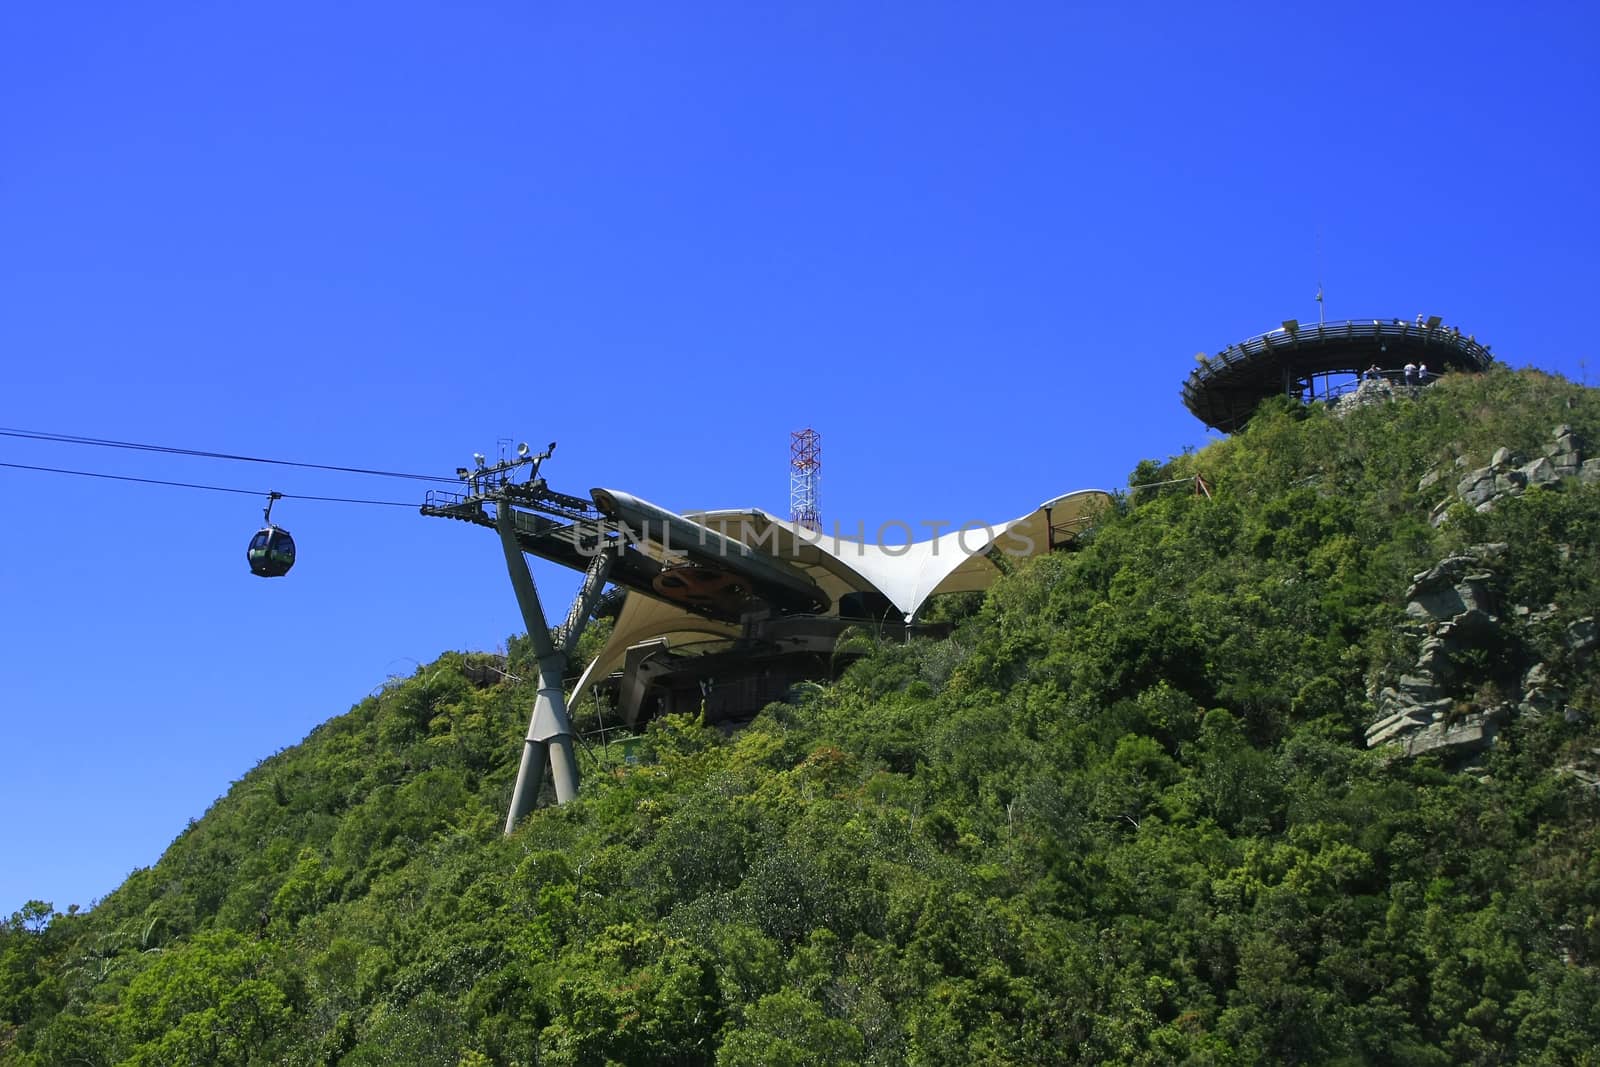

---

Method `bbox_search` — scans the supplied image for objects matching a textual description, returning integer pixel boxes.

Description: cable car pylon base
[496,501,612,832]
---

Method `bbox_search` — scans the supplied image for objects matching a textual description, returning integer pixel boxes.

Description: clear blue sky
[3,1,1596,915]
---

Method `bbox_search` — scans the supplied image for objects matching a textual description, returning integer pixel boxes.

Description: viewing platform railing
[1182,317,1496,433]
[1191,318,1493,380]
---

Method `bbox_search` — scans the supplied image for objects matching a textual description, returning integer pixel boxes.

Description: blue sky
[3,1,1596,914]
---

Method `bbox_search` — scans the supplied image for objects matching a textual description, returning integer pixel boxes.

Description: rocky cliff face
[1366,549,1594,759]
[1368,424,1599,764]
[1429,424,1600,526]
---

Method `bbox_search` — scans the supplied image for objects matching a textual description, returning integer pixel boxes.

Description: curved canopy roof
[570,488,1109,696]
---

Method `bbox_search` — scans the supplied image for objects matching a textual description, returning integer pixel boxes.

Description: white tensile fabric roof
[568,489,1109,697]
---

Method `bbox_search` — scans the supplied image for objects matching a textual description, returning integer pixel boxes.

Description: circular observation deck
[1182,318,1494,433]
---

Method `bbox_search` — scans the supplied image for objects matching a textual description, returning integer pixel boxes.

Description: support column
[496,503,580,833]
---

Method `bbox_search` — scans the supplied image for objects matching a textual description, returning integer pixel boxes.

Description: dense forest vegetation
[5,367,1600,1065]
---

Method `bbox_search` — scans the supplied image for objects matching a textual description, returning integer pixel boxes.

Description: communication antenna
[789,428,821,532]
[1315,227,1326,324]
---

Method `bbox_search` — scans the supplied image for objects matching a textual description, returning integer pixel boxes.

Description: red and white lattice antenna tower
[789,428,821,532]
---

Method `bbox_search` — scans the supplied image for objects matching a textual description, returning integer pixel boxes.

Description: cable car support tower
[421,443,613,832]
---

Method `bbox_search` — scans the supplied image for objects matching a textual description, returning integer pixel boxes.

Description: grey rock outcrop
[1368,547,1591,759]
[1394,705,1513,760]
[1429,425,1594,526]
[1567,616,1597,660]
[1518,661,1567,721]
[1520,456,1560,488]
[1563,767,1600,793]
[1403,556,1498,622]
[1381,425,1597,765]
[1546,424,1584,477]
[1558,752,1600,795]
[1331,378,1398,417]
[1367,547,1512,759]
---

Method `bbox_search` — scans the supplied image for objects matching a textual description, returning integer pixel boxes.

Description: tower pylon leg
[496,504,581,833]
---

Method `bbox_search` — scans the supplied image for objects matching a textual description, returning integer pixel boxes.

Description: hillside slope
[5,366,1600,1066]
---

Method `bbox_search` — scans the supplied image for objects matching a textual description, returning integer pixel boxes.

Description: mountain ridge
[5,364,1600,1065]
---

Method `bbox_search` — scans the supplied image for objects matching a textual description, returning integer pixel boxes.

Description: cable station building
[568,491,1110,729]
[1182,317,1494,434]
[422,445,1109,828]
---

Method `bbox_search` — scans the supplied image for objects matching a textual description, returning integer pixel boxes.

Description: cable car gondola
[248,492,296,577]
